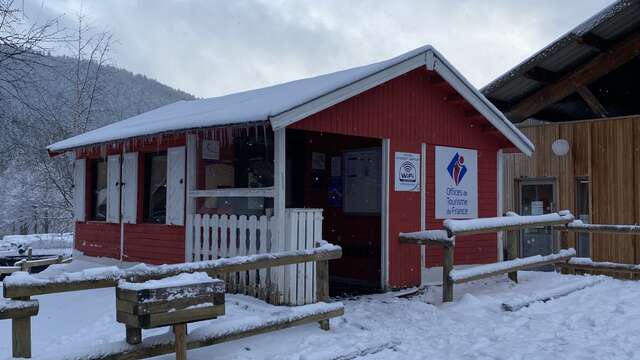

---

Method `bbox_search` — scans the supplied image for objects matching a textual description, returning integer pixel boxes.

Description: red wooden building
[48,45,533,293]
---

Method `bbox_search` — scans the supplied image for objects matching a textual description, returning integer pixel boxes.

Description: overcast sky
[24,0,615,98]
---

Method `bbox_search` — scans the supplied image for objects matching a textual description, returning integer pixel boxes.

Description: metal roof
[482,0,640,116]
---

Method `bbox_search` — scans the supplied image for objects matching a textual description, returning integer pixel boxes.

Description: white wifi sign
[394,152,420,192]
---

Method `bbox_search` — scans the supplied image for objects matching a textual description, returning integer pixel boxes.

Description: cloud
[23,0,615,98]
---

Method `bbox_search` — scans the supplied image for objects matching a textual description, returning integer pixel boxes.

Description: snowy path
[3,259,640,359]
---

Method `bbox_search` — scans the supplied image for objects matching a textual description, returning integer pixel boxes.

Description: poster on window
[435,146,478,219]
[394,152,420,192]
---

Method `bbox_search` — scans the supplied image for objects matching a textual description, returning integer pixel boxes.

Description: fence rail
[558,257,640,274]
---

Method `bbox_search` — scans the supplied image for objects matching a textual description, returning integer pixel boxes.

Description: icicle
[263,124,268,146]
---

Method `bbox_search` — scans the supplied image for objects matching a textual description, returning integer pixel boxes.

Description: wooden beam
[64,305,345,360]
[450,250,575,284]
[507,30,640,122]
[577,33,611,52]
[558,258,640,274]
[3,245,342,298]
[398,230,454,247]
[556,222,640,235]
[0,299,39,320]
[523,67,561,84]
[576,86,608,117]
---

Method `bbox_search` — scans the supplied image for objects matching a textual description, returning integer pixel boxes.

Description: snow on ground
[3,256,640,359]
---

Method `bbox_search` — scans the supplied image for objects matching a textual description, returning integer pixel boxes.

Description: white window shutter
[121,152,138,224]
[167,146,186,225]
[73,158,86,222]
[106,154,121,223]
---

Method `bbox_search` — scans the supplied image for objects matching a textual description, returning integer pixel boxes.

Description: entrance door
[519,181,555,263]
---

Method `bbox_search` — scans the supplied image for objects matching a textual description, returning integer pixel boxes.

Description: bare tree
[0,8,113,235]
[0,0,61,96]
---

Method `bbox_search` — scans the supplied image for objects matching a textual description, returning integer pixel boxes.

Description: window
[198,129,274,216]
[143,152,167,223]
[576,177,591,257]
[91,159,107,221]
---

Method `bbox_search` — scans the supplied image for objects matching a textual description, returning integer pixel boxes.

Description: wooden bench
[116,275,225,359]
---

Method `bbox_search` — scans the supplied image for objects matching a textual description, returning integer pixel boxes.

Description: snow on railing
[559,220,640,235]
[558,257,640,274]
[450,249,576,284]
[2,243,342,298]
[398,230,454,246]
[443,210,574,237]
[501,277,604,312]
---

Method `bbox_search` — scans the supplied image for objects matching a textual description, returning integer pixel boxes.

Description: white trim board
[189,187,274,198]
[380,139,390,290]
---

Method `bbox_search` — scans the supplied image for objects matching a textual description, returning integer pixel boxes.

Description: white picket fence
[186,208,323,305]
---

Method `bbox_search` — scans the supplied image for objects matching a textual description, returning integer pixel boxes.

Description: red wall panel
[291,68,508,288]
[75,222,184,264]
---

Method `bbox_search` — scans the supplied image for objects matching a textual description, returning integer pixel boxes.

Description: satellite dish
[552,139,570,156]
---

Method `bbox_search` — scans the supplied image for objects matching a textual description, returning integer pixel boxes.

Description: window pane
[144,152,167,223]
[92,160,107,221]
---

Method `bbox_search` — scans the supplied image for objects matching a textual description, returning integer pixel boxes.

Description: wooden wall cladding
[503,116,640,266]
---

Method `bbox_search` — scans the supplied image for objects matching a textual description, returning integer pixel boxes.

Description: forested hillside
[0,52,194,235]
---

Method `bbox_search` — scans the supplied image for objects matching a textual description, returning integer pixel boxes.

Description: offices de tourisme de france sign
[435,146,478,219]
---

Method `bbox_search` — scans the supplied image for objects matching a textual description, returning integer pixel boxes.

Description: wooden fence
[401,211,640,303]
[1,242,343,358]
[186,208,323,305]
[0,251,71,275]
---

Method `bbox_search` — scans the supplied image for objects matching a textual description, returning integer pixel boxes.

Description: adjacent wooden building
[484,0,640,264]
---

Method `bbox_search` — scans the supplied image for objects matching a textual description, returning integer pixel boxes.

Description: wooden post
[12,294,32,358]
[27,247,33,261]
[558,231,573,275]
[20,259,29,273]
[12,315,31,358]
[507,231,518,283]
[173,323,187,360]
[442,245,454,303]
[126,326,142,345]
[273,127,286,304]
[316,259,330,330]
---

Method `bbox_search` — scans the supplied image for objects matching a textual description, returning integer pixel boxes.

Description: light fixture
[552,139,570,156]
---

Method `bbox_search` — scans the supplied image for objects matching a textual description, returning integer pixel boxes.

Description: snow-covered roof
[48,45,534,155]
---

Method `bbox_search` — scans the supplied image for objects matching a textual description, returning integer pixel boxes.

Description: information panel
[435,146,478,219]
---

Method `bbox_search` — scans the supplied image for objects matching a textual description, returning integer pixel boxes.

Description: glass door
[519,181,555,267]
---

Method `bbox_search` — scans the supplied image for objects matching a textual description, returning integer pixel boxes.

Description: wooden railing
[401,211,640,303]
[0,251,71,275]
[1,243,342,358]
